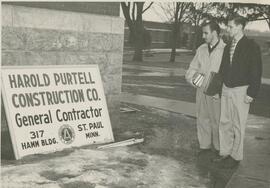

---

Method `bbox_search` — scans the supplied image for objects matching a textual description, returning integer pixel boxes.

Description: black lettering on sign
[78,121,104,132]
[15,111,52,127]
[30,130,44,139]
[77,123,87,131]
[86,88,100,101]
[21,140,40,150]
[8,74,50,88]
[41,138,57,146]
[88,121,104,130]
[85,131,99,139]
[56,107,102,122]
[53,72,95,86]
[12,90,85,108]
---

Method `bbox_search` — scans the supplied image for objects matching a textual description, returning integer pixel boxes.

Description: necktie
[230,40,237,63]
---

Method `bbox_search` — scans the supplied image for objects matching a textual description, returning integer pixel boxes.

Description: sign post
[1,65,114,159]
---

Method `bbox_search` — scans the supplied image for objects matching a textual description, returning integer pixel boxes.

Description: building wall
[124,21,195,49]
[1,4,124,132]
[2,2,120,16]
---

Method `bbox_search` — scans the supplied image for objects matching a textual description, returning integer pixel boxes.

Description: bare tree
[233,4,270,29]
[121,2,153,61]
[157,2,192,62]
[213,3,270,29]
[187,3,215,51]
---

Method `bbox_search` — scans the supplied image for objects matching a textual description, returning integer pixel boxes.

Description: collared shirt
[230,35,243,62]
[208,39,220,54]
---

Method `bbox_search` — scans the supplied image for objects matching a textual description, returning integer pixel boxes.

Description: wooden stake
[97,138,144,149]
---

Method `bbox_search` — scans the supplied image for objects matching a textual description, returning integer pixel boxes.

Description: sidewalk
[120,92,270,188]
[123,64,270,85]
[121,92,196,117]
[226,114,270,188]
[262,77,270,85]
[123,64,187,76]
[124,48,192,55]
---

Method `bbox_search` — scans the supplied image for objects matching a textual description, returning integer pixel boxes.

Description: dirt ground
[1,50,268,188]
[1,104,211,188]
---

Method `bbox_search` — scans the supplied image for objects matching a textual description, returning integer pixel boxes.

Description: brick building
[124,21,195,49]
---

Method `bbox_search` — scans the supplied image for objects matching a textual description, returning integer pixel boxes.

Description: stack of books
[192,73,205,87]
[203,72,222,96]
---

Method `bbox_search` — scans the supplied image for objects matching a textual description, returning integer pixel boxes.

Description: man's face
[227,20,242,38]
[202,25,214,44]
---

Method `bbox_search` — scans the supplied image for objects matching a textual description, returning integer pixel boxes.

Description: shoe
[212,155,228,162]
[212,149,220,156]
[217,156,240,169]
[198,148,211,156]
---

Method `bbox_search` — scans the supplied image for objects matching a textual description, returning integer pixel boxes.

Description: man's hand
[185,70,197,88]
[244,95,254,104]
[191,72,204,88]
[212,94,220,100]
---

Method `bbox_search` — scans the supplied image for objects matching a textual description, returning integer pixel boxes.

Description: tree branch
[132,3,136,21]
[121,2,131,21]
[249,17,269,21]
[175,3,180,23]
[178,3,191,22]
[121,2,135,33]
[142,2,153,14]
[136,2,144,21]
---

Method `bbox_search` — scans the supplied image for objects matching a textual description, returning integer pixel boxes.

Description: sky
[120,3,270,32]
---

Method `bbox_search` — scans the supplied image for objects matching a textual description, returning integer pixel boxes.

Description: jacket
[185,39,226,91]
[219,36,262,98]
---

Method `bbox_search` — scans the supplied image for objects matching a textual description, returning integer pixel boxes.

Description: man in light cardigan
[185,20,225,155]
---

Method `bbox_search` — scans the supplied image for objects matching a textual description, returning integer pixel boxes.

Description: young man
[216,15,262,168]
[185,21,225,154]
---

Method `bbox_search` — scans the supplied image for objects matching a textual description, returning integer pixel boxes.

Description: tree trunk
[192,26,203,52]
[121,2,146,62]
[133,42,143,61]
[132,25,144,61]
[170,44,176,62]
[132,2,144,62]
[130,20,144,61]
[170,23,180,62]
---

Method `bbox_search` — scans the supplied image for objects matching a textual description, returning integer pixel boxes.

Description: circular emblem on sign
[58,124,75,144]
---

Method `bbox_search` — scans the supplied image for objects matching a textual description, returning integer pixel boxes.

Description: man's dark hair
[201,20,221,35]
[228,15,247,29]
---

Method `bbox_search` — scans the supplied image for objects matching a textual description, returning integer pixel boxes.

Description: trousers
[219,84,250,160]
[196,89,221,150]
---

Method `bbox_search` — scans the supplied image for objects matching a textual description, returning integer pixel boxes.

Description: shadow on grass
[1,129,16,161]
[196,150,238,188]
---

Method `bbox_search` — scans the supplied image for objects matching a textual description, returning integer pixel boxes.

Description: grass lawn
[123,52,270,118]
[124,48,270,79]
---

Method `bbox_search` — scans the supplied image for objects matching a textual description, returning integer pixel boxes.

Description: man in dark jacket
[216,15,262,168]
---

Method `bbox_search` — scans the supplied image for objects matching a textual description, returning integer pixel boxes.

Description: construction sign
[1,65,114,159]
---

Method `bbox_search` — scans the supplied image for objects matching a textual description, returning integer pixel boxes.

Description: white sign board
[1,65,114,159]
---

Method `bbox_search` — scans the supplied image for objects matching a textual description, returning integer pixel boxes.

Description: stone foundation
[1,4,124,133]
